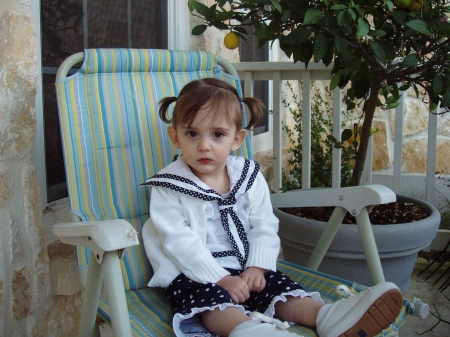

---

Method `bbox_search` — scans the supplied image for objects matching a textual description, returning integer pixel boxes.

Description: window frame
[33,0,189,210]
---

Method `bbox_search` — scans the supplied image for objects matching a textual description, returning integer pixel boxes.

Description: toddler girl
[142,78,403,337]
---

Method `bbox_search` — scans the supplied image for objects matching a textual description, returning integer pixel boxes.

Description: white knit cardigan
[142,156,280,288]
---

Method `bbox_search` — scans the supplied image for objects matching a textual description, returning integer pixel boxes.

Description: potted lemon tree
[189,0,447,291]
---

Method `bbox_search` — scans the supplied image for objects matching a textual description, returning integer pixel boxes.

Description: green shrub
[282,81,353,191]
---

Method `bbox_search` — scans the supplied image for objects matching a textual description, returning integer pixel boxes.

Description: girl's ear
[167,126,181,149]
[231,129,247,151]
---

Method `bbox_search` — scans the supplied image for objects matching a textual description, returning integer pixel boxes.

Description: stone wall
[279,80,450,180]
[0,2,82,336]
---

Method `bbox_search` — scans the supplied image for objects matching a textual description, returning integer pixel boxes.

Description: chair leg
[306,206,347,270]
[355,208,385,285]
[102,251,133,337]
[79,251,104,337]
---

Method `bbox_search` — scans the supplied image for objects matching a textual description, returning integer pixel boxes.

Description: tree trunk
[349,83,380,186]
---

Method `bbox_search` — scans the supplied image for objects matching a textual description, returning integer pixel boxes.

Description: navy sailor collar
[142,156,260,202]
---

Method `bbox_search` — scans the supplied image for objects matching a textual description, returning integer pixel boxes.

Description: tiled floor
[401,259,450,336]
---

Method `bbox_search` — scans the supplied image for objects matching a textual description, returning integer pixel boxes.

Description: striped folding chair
[52,49,423,337]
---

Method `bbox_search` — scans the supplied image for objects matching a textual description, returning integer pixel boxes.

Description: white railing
[231,61,438,205]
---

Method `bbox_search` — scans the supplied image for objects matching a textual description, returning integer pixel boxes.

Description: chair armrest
[52,219,139,263]
[270,184,396,216]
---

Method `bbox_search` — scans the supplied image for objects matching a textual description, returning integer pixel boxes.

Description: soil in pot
[280,200,430,224]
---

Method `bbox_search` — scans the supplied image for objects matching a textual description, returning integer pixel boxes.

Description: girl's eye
[186,131,198,137]
[213,132,225,138]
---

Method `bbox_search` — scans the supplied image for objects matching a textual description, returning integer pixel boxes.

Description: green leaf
[253,28,276,40]
[406,20,432,35]
[313,33,328,62]
[369,30,386,37]
[330,72,340,90]
[284,27,311,44]
[338,10,353,25]
[341,129,353,142]
[347,8,356,21]
[282,10,291,23]
[433,74,443,96]
[401,54,419,68]
[216,11,235,21]
[193,2,217,20]
[304,9,326,25]
[211,21,228,30]
[234,26,248,35]
[441,90,450,108]
[269,0,282,13]
[322,46,334,66]
[192,25,207,35]
[293,41,313,66]
[384,0,394,12]
[353,78,370,99]
[346,101,356,110]
[392,10,408,25]
[334,36,348,53]
[188,0,196,12]
[387,102,401,109]
[331,4,347,10]
[357,18,370,37]
[370,41,387,63]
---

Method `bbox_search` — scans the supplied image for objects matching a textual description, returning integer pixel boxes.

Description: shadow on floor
[402,258,450,336]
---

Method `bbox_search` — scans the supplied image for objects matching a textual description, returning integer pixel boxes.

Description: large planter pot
[275,194,441,293]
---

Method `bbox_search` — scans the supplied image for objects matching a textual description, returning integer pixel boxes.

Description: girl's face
[167,104,246,184]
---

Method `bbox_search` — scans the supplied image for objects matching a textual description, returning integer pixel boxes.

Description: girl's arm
[245,172,281,272]
[150,186,230,284]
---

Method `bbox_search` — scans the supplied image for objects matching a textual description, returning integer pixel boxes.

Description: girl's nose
[197,137,211,151]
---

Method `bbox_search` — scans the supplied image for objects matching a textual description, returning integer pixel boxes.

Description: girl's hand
[240,267,266,293]
[216,275,250,304]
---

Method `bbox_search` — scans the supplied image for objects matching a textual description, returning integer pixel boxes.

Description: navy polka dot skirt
[166,269,322,337]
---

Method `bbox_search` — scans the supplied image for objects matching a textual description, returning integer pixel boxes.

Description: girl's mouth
[198,158,212,164]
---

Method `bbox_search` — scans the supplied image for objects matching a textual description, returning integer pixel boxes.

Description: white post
[244,71,254,146]
[393,95,405,194]
[426,110,438,204]
[301,72,312,189]
[332,87,342,188]
[272,71,283,193]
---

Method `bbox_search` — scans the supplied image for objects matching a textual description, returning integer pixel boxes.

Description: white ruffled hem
[173,302,249,337]
[264,289,324,320]
[172,290,323,336]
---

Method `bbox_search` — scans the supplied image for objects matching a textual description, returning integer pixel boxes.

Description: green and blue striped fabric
[56,49,250,291]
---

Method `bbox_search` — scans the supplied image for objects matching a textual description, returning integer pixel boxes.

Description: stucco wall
[0,1,82,336]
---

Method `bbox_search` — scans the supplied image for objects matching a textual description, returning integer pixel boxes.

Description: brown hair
[158,78,264,131]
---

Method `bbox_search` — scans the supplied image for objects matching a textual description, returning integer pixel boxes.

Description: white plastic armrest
[52,219,139,263]
[271,184,396,216]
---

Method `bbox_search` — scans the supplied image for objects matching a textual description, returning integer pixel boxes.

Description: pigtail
[241,97,264,130]
[158,96,178,125]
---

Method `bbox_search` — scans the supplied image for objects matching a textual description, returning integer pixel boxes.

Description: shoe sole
[338,288,403,337]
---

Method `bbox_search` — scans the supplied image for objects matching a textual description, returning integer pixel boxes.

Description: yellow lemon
[408,0,422,11]
[394,0,412,8]
[224,32,240,50]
